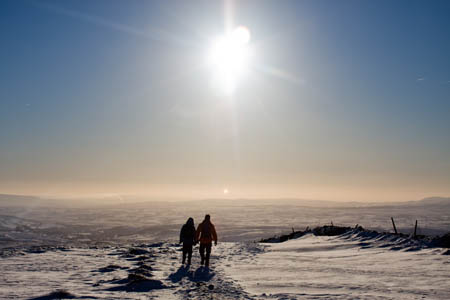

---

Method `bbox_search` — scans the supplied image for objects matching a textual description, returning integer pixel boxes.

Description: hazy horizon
[1,191,449,205]
[1,0,449,202]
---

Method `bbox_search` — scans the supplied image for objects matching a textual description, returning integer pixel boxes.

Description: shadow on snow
[169,265,215,283]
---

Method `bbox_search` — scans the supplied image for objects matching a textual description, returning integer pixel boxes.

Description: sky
[0,0,449,201]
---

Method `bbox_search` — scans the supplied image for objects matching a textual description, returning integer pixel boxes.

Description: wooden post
[414,220,418,238]
[391,217,398,234]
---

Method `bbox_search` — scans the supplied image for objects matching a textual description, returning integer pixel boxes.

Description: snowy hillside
[1,229,449,299]
[1,195,449,298]
[224,232,450,299]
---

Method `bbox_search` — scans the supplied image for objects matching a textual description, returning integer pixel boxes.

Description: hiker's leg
[199,243,205,265]
[187,245,192,264]
[205,243,212,267]
[182,244,187,264]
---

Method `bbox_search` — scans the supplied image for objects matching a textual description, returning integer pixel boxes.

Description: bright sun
[208,26,251,94]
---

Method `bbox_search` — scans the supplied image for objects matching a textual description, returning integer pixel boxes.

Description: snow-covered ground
[1,231,449,299]
[222,233,450,299]
[1,196,449,299]
[0,242,252,299]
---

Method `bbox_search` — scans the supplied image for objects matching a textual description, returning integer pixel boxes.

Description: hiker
[179,217,196,265]
[196,214,218,267]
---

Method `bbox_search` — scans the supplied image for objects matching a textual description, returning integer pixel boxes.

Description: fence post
[391,217,398,234]
[414,220,418,238]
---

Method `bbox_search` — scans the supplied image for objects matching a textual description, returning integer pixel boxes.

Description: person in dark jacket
[179,217,196,265]
[195,214,218,267]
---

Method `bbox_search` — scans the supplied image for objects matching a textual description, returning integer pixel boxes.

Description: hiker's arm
[195,225,201,242]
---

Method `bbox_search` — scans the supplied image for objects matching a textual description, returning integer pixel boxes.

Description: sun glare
[208,26,251,95]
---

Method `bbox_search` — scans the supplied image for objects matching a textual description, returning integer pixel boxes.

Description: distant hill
[0,193,449,208]
[193,197,450,208]
[396,197,450,208]
[0,194,41,205]
[416,197,450,205]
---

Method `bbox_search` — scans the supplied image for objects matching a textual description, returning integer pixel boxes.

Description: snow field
[1,233,449,299]
[0,242,251,299]
[221,234,450,299]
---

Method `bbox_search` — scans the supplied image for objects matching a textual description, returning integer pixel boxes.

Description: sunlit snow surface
[1,197,449,299]
[222,234,450,299]
[0,243,251,299]
[1,234,449,299]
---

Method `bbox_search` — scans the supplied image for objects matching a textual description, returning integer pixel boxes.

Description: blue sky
[1,0,449,201]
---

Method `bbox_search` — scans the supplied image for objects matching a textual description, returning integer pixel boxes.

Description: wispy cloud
[416,77,425,82]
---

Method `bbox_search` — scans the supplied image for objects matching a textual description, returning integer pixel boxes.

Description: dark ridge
[106,276,166,292]
[96,264,126,273]
[29,290,76,300]
[431,232,450,248]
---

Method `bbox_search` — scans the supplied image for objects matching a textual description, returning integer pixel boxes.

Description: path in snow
[0,242,253,299]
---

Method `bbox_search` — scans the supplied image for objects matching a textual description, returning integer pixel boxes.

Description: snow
[1,197,450,299]
[0,243,251,299]
[221,234,450,299]
[1,233,448,299]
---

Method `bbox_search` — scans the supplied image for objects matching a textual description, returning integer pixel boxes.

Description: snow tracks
[0,242,256,299]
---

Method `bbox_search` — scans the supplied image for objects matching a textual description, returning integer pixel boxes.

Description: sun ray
[34,2,198,49]
[254,65,305,86]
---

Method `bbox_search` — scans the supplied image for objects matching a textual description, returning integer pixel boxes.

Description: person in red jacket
[195,214,217,267]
